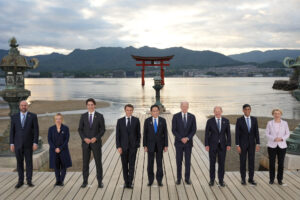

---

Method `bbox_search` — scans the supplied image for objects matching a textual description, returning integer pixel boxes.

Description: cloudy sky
[0,0,299,56]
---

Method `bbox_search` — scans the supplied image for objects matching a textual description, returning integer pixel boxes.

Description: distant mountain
[0,50,8,60]
[229,49,300,63]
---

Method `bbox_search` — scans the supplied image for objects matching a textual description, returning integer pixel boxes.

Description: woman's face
[273,111,282,119]
[55,116,63,125]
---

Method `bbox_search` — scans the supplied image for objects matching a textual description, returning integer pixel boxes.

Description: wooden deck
[1,113,300,200]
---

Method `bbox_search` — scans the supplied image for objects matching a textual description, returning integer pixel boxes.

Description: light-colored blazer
[265,120,290,149]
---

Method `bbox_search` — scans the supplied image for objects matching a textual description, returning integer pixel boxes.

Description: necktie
[154,118,158,134]
[89,114,93,128]
[183,114,187,128]
[127,117,131,127]
[217,118,221,133]
[21,114,26,128]
[246,117,251,132]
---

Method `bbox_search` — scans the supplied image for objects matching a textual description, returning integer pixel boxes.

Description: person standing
[143,105,168,186]
[116,104,141,188]
[10,100,39,188]
[78,98,106,188]
[205,106,231,187]
[266,109,290,185]
[48,113,72,186]
[172,102,196,185]
[235,104,260,185]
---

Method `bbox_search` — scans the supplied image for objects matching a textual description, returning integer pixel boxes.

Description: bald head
[19,100,29,113]
[180,101,189,113]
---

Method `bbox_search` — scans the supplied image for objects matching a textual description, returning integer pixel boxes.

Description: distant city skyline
[0,0,299,56]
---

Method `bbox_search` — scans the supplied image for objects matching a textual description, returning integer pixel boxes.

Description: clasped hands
[84,137,97,144]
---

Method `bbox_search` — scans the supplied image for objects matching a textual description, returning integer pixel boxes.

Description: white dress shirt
[88,111,95,123]
[152,117,159,125]
[182,112,188,123]
[125,116,132,126]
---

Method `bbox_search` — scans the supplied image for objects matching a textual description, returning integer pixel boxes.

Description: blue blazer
[235,116,260,148]
[172,112,197,147]
[48,124,72,169]
[10,112,39,149]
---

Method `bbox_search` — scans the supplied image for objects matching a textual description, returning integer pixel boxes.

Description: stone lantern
[152,76,166,112]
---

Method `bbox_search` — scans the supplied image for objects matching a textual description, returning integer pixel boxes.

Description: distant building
[52,72,64,78]
[24,72,40,77]
[183,71,194,77]
[112,70,126,78]
[126,71,136,77]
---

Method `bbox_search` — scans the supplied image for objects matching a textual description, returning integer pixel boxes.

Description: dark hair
[86,98,96,105]
[243,104,251,109]
[124,104,134,110]
[150,105,160,111]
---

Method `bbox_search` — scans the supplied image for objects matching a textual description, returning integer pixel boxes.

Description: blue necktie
[89,114,93,128]
[183,114,187,128]
[246,117,251,132]
[217,118,221,132]
[154,118,158,134]
[21,114,26,128]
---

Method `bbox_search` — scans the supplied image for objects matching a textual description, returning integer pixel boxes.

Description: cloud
[0,0,299,56]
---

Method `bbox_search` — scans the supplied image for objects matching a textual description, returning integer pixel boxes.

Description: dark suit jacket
[143,116,168,152]
[205,117,231,150]
[10,112,39,149]
[172,112,197,147]
[116,116,141,150]
[78,111,106,145]
[235,116,260,148]
[48,124,72,169]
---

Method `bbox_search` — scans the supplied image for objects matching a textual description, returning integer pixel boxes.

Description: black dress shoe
[147,182,153,186]
[278,181,284,185]
[81,182,88,188]
[269,180,274,184]
[59,182,64,186]
[219,181,225,187]
[15,182,24,189]
[176,180,181,185]
[185,179,192,185]
[127,184,133,189]
[248,180,257,186]
[98,182,104,188]
[54,181,60,186]
[241,180,246,185]
[158,182,163,186]
[27,182,34,187]
[209,181,214,186]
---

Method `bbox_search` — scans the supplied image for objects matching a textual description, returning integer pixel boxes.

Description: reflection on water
[20,77,300,127]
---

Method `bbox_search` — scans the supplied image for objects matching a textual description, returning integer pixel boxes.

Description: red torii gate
[131,55,174,86]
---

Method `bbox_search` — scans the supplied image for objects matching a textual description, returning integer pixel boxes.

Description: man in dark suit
[78,98,106,188]
[172,102,196,185]
[10,100,39,188]
[205,106,231,187]
[116,104,141,189]
[235,104,260,186]
[143,105,168,186]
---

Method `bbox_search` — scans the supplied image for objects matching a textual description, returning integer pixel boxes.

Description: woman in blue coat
[48,113,72,186]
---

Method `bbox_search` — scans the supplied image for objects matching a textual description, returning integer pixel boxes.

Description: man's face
[181,103,189,113]
[151,107,160,118]
[125,106,133,117]
[19,101,28,113]
[243,107,251,117]
[214,107,222,118]
[87,101,95,112]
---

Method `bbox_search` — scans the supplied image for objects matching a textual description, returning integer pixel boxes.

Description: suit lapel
[241,117,249,133]
[17,113,22,128]
[90,112,97,129]
[24,113,31,128]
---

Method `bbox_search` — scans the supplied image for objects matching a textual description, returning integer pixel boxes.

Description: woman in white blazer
[265,109,290,185]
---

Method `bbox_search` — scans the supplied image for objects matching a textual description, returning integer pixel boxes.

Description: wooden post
[160,61,165,85]
[141,61,145,86]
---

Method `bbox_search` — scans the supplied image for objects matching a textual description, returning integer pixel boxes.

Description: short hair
[243,104,251,109]
[19,100,28,105]
[86,98,96,105]
[180,101,189,106]
[213,106,222,112]
[150,105,160,111]
[272,109,283,115]
[53,113,64,123]
[124,104,134,110]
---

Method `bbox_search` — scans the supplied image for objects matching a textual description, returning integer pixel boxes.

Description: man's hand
[205,146,209,152]
[227,146,231,151]
[181,137,188,144]
[144,147,148,152]
[256,145,260,152]
[90,137,97,143]
[84,138,91,144]
[55,148,61,153]
[118,147,122,154]
[164,147,168,152]
[33,144,38,151]
[10,145,15,153]
[237,146,241,154]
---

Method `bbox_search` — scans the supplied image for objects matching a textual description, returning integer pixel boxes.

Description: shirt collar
[244,115,251,119]
[20,112,28,116]
[125,115,132,119]
[89,111,95,115]
[215,117,222,121]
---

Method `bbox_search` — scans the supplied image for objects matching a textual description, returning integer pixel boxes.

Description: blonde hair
[272,109,283,115]
[53,113,64,123]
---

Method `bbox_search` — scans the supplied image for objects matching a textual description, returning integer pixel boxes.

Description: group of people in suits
[9,99,290,189]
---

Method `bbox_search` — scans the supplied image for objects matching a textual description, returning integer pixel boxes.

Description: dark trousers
[15,147,33,183]
[82,142,103,184]
[240,144,255,181]
[209,143,226,182]
[268,146,286,182]
[147,144,163,183]
[55,154,66,183]
[175,145,192,181]
[121,148,137,185]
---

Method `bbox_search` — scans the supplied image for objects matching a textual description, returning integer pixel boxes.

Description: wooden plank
[54,172,81,200]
